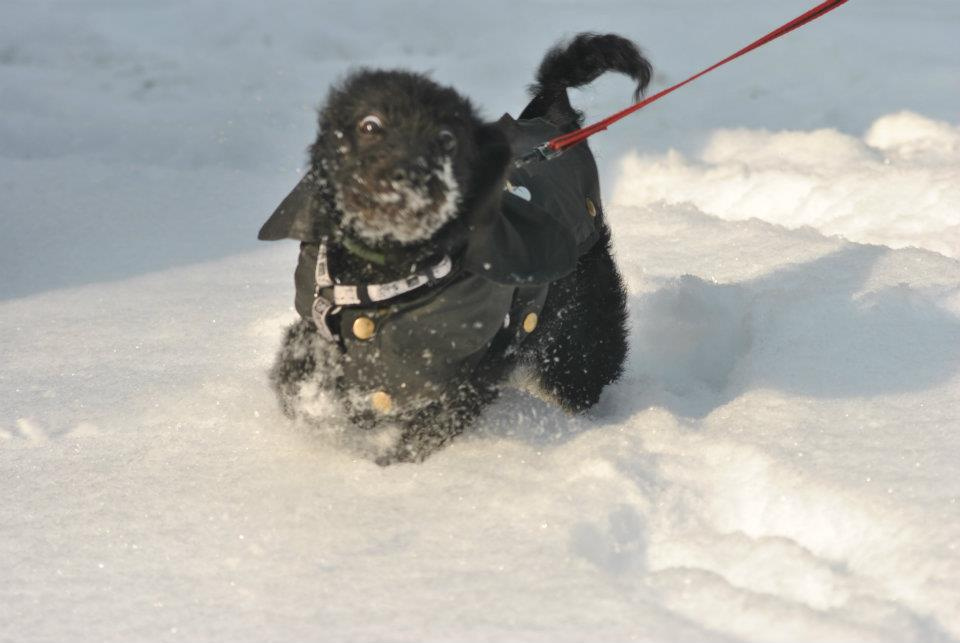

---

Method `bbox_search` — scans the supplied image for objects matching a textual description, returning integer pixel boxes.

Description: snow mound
[612,112,960,258]
[4,200,960,642]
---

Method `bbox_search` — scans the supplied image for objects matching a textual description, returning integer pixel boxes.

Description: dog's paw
[374,416,461,466]
[373,441,423,467]
[270,319,344,418]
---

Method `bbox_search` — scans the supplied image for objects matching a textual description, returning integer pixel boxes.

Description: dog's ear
[258,170,335,241]
[464,124,513,223]
[464,191,579,285]
[462,121,579,284]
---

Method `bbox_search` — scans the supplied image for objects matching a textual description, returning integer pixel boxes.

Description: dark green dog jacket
[258,115,603,409]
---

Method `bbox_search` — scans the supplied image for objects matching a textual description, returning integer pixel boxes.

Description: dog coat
[259,115,604,411]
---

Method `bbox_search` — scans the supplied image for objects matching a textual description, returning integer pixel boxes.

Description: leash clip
[514,142,565,167]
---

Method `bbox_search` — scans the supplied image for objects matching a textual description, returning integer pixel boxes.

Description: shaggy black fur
[521,32,652,130]
[270,33,650,463]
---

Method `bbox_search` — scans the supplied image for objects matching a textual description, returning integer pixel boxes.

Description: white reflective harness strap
[365,255,453,303]
[329,254,453,306]
[314,239,333,290]
[311,241,454,341]
[331,285,361,306]
[311,239,339,342]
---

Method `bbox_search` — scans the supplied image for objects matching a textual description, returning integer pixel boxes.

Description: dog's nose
[383,162,430,185]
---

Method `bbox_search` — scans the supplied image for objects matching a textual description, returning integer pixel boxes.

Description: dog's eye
[358,115,384,135]
[437,129,457,153]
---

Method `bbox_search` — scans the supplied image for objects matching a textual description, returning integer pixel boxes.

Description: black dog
[259,34,651,464]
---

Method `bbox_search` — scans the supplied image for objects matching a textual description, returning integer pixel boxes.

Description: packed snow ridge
[613,112,960,259]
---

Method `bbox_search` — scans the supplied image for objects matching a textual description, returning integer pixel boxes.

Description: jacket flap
[258,170,333,241]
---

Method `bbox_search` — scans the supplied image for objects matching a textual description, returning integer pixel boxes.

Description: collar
[339,235,388,265]
[335,224,457,269]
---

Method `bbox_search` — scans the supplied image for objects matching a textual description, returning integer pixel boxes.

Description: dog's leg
[528,224,628,411]
[269,319,343,418]
[375,380,498,465]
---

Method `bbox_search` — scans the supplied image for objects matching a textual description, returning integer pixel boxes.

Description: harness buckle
[311,296,341,342]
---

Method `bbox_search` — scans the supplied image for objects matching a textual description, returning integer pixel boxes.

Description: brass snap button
[522,312,538,333]
[371,390,393,413]
[352,316,376,340]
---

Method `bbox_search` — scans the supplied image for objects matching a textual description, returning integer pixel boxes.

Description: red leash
[521,0,851,163]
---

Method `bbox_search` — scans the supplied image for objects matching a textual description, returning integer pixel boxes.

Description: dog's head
[260,69,577,286]
[310,70,507,247]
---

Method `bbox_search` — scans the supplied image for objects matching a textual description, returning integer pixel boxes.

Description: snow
[612,111,960,258]
[2,0,959,641]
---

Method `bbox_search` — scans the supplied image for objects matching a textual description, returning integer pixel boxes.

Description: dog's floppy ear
[463,123,513,226]
[258,169,335,241]
[464,192,579,284]
[461,122,579,285]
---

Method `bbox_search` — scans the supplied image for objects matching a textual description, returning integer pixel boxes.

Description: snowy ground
[2,1,959,641]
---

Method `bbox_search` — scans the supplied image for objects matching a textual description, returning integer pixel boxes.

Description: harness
[308,238,454,342]
[289,232,550,412]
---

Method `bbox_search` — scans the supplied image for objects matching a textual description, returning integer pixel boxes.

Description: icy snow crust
[2,0,960,641]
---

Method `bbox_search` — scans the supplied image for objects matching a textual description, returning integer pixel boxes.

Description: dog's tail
[521,33,652,131]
